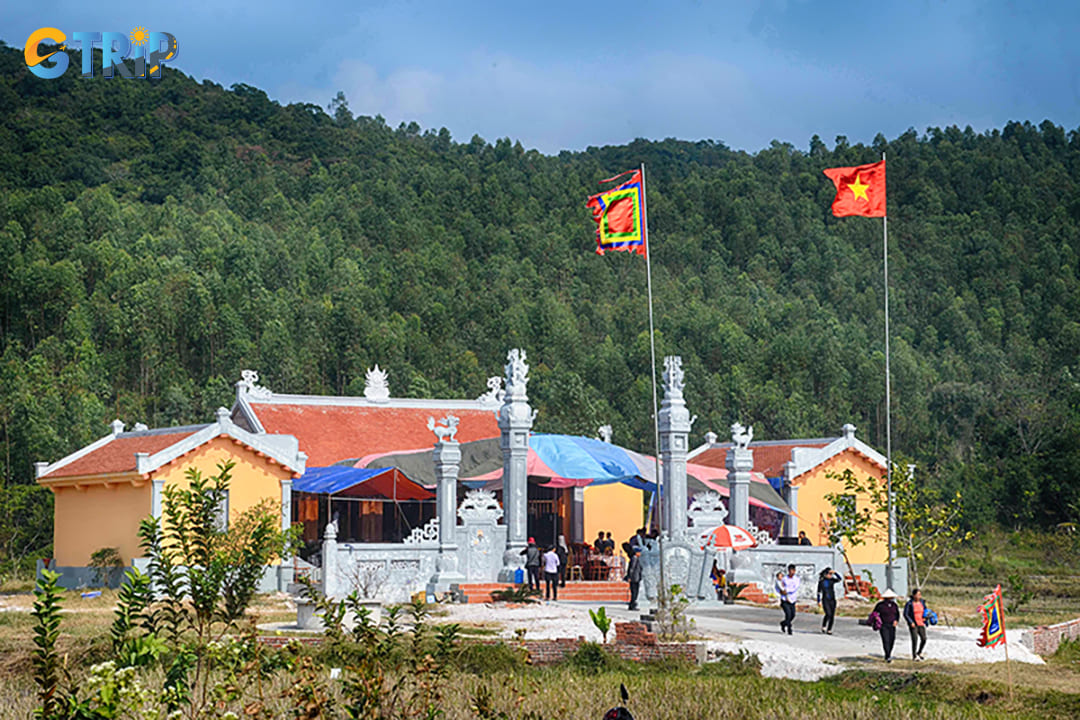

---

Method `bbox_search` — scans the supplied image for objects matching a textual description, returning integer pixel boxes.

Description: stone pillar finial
[499,349,533,563]
[842,423,856,440]
[659,356,691,539]
[598,425,613,443]
[704,430,718,445]
[110,419,125,435]
[215,406,231,426]
[726,421,754,529]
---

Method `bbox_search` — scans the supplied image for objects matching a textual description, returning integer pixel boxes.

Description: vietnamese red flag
[823,160,886,217]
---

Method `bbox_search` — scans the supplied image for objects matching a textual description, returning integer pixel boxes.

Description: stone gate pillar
[781,460,799,537]
[726,423,754,529]
[321,518,338,598]
[499,349,533,560]
[659,356,692,539]
[430,419,465,590]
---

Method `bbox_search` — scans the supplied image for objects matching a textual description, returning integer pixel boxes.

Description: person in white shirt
[778,564,800,634]
[542,546,561,601]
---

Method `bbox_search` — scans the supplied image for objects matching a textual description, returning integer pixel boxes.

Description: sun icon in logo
[129,27,149,46]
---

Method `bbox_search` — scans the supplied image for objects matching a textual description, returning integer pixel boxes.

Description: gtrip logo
[25,27,178,80]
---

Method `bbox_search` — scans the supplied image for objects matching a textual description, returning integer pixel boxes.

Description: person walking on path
[873,589,901,662]
[520,537,541,591]
[556,535,569,588]
[817,567,842,634]
[625,546,643,610]
[542,545,561,601]
[904,588,930,660]
[777,564,800,634]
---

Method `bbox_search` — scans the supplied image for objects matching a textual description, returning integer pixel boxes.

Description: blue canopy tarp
[294,466,433,500]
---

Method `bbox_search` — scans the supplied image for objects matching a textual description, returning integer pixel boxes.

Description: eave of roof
[687,426,886,484]
[37,410,307,482]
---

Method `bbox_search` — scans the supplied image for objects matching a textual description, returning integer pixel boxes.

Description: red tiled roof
[248,404,499,467]
[42,431,200,479]
[692,441,831,478]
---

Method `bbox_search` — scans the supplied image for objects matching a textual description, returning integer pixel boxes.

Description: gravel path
[439,600,1045,682]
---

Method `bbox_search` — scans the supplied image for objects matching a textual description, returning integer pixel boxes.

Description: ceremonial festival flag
[977,584,1007,648]
[586,170,646,256]
[823,160,887,217]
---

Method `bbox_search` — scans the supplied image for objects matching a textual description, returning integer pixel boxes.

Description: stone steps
[456,581,631,604]
[737,585,771,604]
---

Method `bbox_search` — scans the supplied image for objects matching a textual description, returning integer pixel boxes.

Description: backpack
[924,608,938,626]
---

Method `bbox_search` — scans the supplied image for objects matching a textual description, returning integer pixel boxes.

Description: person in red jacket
[904,588,930,660]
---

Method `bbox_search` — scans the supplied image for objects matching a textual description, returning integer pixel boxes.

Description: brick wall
[257,621,704,665]
[1026,617,1080,656]
[474,622,702,665]
[258,635,325,650]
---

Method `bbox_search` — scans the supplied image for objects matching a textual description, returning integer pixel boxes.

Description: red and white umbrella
[699,525,758,551]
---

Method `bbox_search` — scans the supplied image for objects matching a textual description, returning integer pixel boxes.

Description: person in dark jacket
[816,567,842,634]
[520,537,541,591]
[603,532,616,554]
[872,589,901,662]
[904,588,930,660]
[594,531,606,553]
[625,546,643,610]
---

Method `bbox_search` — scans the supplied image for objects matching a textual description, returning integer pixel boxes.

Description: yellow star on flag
[847,174,869,202]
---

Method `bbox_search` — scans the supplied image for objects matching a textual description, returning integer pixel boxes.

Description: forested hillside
[1,42,1079,562]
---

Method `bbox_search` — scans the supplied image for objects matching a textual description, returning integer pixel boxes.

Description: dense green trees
[1,42,1078,560]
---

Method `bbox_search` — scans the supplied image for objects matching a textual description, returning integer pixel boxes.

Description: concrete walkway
[559,599,1043,674]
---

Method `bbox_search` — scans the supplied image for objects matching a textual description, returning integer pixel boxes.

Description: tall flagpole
[640,162,667,609]
[883,151,896,592]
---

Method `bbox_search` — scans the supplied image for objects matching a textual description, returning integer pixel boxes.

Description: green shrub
[88,547,123,588]
[453,642,528,674]
[490,584,541,603]
[727,582,750,601]
[566,642,621,674]
[589,606,612,643]
[1049,638,1080,667]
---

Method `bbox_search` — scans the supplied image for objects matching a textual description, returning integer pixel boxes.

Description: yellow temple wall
[794,450,887,565]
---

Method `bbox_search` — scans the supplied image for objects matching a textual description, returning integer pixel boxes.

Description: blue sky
[7,1,1080,154]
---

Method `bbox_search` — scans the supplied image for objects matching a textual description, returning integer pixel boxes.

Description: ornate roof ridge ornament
[476,376,505,405]
[238,370,273,399]
[364,365,390,401]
